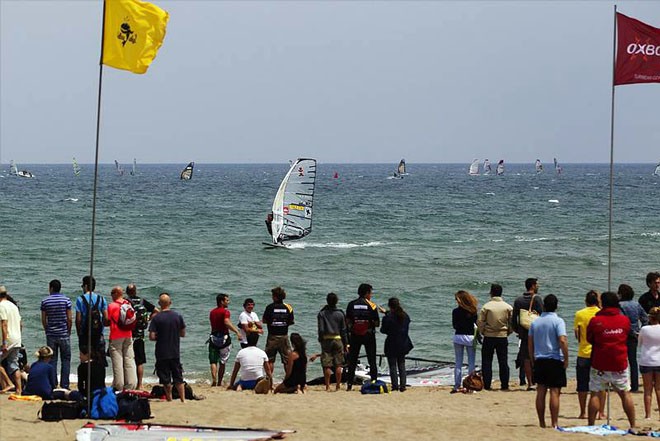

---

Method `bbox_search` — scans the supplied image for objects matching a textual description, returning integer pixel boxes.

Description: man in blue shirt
[40,279,72,389]
[74,276,109,362]
[528,294,568,428]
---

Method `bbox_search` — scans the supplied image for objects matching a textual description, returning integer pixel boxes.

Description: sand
[0,380,652,441]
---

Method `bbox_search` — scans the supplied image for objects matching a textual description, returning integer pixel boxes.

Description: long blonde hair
[650,307,660,325]
[455,290,478,316]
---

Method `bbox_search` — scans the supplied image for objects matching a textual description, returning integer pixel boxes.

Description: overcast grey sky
[1,0,658,165]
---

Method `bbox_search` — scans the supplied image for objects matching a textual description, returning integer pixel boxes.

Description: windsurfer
[265,212,273,236]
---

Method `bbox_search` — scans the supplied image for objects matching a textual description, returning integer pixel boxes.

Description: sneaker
[346,385,352,392]
[399,387,406,392]
[450,389,459,394]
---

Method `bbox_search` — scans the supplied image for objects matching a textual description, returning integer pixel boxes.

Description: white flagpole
[607,4,618,292]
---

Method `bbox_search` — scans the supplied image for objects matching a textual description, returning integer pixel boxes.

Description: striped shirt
[41,293,72,338]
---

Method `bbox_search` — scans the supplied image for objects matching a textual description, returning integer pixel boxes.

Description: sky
[1,0,659,165]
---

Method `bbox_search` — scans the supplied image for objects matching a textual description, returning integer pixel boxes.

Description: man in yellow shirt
[573,290,604,419]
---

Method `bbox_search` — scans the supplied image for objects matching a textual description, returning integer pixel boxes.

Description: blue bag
[360,380,389,394]
[90,386,119,419]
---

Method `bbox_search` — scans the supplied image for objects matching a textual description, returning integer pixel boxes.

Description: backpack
[117,300,137,331]
[116,394,151,421]
[131,299,150,331]
[39,401,83,421]
[81,295,103,342]
[360,380,389,395]
[90,386,119,419]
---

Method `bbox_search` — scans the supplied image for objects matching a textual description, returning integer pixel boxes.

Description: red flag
[615,13,660,85]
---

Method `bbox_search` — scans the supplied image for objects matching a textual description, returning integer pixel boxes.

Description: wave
[286,241,387,249]
[64,197,79,202]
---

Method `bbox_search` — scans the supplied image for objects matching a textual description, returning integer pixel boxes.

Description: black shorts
[533,358,567,388]
[576,356,591,392]
[133,338,146,366]
[155,358,184,386]
[517,333,530,361]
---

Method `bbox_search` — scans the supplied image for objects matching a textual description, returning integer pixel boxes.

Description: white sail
[535,159,543,174]
[496,160,505,176]
[483,159,492,175]
[271,158,317,244]
[654,162,660,176]
[397,159,407,176]
[468,159,480,175]
[554,157,562,174]
[73,157,81,176]
[10,160,34,178]
[131,158,136,176]
[115,160,124,176]
[9,160,18,176]
[180,162,194,180]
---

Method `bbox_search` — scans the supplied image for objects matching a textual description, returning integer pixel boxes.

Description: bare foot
[578,414,586,419]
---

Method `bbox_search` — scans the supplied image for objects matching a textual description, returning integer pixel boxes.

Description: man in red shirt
[586,291,636,429]
[108,286,136,391]
[209,293,240,386]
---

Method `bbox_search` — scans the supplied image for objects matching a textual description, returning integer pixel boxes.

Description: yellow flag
[102,0,169,74]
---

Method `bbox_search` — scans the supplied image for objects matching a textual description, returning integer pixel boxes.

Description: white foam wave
[515,236,550,242]
[287,241,386,249]
[548,199,559,203]
[485,192,495,195]
[64,198,79,202]
[641,232,660,237]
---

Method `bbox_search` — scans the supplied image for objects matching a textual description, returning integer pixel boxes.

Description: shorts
[1,347,20,375]
[517,333,530,361]
[209,343,231,365]
[640,366,660,374]
[265,335,291,364]
[589,368,630,392]
[576,356,592,392]
[320,339,345,369]
[532,358,566,388]
[237,379,258,390]
[133,338,147,366]
[155,358,184,386]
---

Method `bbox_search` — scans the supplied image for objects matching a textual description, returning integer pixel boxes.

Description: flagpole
[606,5,618,292]
[86,0,107,412]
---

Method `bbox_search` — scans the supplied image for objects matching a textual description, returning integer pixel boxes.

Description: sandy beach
[0,380,651,440]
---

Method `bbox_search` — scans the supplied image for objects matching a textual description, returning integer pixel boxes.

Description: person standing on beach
[512,278,544,390]
[639,272,660,314]
[317,292,348,391]
[149,293,186,402]
[618,283,648,393]
[107,286,137,391]
[75,276,108,362]
[0,285,23,395]
[262,287,294,374]
[477,283,513,391]
[40,279,72,390]
[573,290,605,419]
[380,297,413,392]
[345,283,381,391]
[638,307,660,420]
[528,294,569,428]
[238,298,263,349]
[451,290,478,393]
[209,293,240,386]
[126,283,157,390]
[587,291,636,429]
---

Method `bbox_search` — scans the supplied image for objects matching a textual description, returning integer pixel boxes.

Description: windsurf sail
[9,160,18,176]
[654,162,660,176]
[114,160,124,176]
[130,158,136,176]
[496,159,505,176]
[270,158,317,244]
[468,159,480,175]
[180,162,194,180]
[554,157,562,174]
[535,159,543,174]
[483,159,492,175]
[73,157,81,176]
[397,159,406,175]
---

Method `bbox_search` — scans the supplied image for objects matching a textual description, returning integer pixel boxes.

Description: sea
[1,163,658,384]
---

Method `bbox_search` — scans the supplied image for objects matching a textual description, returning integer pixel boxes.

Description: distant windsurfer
[265,212,273,236]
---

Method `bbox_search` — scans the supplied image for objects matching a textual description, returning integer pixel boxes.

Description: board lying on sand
[76,422,292,441]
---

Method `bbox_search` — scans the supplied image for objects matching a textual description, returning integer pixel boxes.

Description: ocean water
[1,163,658,383]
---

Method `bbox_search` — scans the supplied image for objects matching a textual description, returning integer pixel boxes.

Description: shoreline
[0,380,651,441]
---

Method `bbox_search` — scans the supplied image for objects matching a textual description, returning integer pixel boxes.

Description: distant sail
[130,158,136,176]
[535,159,543,174]
[114,160,124,176]
[180,162,194,180]
[483,159,492,175]
[496,160,505,176]
[9,160,18,176]
[654,162,660,176]
[397,159,406,176]
[9,160,34,178]
[73,157,81,176]
[333,171,339,179]
[270,158,317,244]
[554,157,562,174]
[468,159,480,176]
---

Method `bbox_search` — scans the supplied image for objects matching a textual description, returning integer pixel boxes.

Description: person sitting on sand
[77,348,106,400]
[274,333,307,394]
[228,332,272,392]
[22,346,57,399]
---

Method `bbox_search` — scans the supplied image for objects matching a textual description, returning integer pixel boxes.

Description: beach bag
[39,401,83,421]
[81,295,103,342]
[360,380,389,395]
[117,300,137,331]
[172,382,197,400]
[150,385,166,399]
[208,332,231,350]
[462,372,484,392]
[116,394,151,421]
[352,320,370,337]
[519,295,539,331]
[90,386,118,419]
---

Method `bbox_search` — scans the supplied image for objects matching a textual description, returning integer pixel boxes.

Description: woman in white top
[638,307,660,419]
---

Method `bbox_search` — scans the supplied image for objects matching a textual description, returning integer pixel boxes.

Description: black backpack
[131,298,149,332]
[39,401,83,421]
[81,295,103,342]
[116,394,151,421]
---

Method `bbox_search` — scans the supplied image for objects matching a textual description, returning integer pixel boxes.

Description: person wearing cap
[0,285,23,395]
[23,346,57,399]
